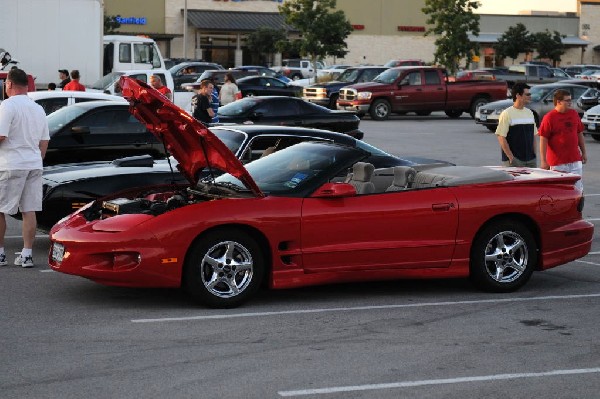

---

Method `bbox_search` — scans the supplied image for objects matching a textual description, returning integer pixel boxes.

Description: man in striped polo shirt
[495,82,537,167]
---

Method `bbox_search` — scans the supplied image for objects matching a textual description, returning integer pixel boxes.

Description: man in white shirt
[0,68,50,268]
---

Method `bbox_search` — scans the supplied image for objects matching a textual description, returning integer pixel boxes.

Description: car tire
[183,229,265,308]
[328,94,339,110]
[470,97,489,119]
[592,133,600,142]
[245,92,255,97]
[469,220,537,293]
[291,74,302,81]
[370,99,391,120]
[486,125,496,132]
[445,110,463,119]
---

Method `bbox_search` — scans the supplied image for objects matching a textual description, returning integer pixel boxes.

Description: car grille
[339,88,357,101]
[585,113,600,123]
[479,108,494,115]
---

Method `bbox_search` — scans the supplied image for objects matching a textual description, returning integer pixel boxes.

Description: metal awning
[468,33,589,46]
[186,10,296,32]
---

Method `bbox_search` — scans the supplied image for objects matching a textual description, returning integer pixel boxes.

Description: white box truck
[0,0,103,90]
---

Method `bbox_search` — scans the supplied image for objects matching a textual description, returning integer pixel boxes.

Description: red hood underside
[119,76,262,197]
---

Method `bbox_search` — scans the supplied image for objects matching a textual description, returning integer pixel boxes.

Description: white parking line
[131,293,600,323]
[4,234,49,239]
[575,260,600,266]
[586,218,600,222]
[277,367,600,397]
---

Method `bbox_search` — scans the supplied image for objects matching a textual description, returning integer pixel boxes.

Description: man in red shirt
[63,70,86,92]
[538,89,587,190]
[149,75,172,101]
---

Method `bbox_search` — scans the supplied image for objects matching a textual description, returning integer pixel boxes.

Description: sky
[476,0,577,14]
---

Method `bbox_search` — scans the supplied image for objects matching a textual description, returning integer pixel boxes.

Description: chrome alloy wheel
[201,240,254,298]
[484,231,528,283]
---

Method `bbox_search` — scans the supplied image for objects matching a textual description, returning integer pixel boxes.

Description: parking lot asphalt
[1,113,599,398]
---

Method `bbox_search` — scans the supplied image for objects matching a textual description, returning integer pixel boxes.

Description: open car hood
[120,76,262,197]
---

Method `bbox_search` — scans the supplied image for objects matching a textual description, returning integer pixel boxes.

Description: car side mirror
[311,182,356,198]
[249,112,263,120]
[71,126,90,135]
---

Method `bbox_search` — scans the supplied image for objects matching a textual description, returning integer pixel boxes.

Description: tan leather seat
[386,166,417,191]
[347,162,375,194]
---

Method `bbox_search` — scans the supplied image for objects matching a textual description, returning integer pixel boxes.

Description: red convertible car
[48,77,594,308]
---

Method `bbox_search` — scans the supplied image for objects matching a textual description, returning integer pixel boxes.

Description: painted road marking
[131,293,600,323]
[277,367,600,396]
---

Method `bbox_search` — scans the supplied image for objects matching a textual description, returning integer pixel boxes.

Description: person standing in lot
[208,77,220,123]
[149,75,172,101]
[58,69,71,89]
[495,82,537,167]
[219,72,239,106]
[538,89,587,191]
[63,70,86,91]
[0,68,49,268]
[191,80,215,125]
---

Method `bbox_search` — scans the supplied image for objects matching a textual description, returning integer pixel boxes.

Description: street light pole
[183,0,188,58]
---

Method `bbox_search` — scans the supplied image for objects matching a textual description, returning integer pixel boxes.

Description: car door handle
[432,203,454,211]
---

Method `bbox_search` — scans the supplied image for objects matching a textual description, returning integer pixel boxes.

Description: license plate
[590,123,596,130]
[51,242,64,263]
[480,115,487,121]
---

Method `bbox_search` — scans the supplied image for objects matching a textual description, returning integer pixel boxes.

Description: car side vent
[112,155,155,167]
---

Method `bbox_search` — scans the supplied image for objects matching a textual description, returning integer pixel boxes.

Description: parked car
[44,101,166,165]
[48,76,593,308]
[581,103,600,141]
[475,83,599,132]
[384,59,425,67]
[337,66,508,120]
[231,66,291,83]
[236,76,303,98]
[303,66,389,109]
[36,124,444,231]
[454,68,506,82]
[182,69,255,89]
[563,65,600,77]
[491,64,563,88]
[27,91,126,115]
[169,61,224,90]
[217,96,364,139]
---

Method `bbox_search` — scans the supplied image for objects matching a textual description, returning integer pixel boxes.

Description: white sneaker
[14,253,34,268]
[0,253,7,267]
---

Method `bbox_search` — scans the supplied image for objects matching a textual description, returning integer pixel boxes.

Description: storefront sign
[397,26,425,32]
[116,16,147,25]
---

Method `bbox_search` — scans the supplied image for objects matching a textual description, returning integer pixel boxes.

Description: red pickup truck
[336,66,508,120]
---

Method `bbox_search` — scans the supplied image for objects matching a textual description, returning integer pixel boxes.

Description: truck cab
[103,35,166,76]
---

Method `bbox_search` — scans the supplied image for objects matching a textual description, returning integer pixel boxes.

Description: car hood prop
[120,76,263,197]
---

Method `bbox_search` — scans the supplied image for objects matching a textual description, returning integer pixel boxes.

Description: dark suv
[169,61,224,90]
[303,66,389,109]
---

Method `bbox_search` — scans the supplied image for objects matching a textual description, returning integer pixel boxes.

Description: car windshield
[213,142,365,195]
[211,128,247,155]
[529,86,557,102]
[336,69,360,83]
[218,98,258,116]
[373,69,401,84]
[46,105,88,135]
[90,72,123,90]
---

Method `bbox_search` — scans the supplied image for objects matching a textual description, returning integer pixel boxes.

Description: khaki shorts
[0,169,43,215]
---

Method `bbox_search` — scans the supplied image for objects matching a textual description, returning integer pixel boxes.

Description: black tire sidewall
[370,99,390,120]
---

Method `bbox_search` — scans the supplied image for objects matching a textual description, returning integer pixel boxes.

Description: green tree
[533,30,565,65]
[422,0,480,75]
[494,23,535,64]
[104,15,121,34]
[245,27,287,66]
[278,0,353,74]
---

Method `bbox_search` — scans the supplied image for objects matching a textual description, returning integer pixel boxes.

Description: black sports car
[236,76,302,97]
[36,125,447,230]
[168,61,224,90]
[217,96,364,139]
[44,101,166,165]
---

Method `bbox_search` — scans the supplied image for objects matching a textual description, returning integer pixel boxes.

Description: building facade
[104,0,599,69]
